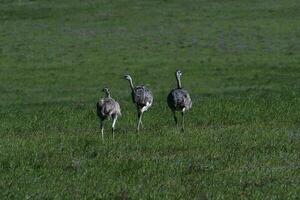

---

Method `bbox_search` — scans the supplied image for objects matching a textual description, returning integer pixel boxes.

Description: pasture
[0,0,300,199]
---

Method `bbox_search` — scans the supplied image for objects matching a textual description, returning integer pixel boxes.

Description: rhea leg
[172,110,178,129]
[111,115,118,139]
[181,112,185,132]
[172,110,177,125]
[136,107,144,129]
[100,120,104,140]
[137,111,143,132]
[140,119,144,129]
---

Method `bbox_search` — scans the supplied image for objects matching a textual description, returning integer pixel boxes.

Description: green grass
[1,0,300,199]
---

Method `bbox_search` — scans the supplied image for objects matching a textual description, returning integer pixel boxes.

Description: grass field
[1,0,300,199]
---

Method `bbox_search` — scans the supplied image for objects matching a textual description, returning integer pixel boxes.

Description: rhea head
[102,87,110,97]
[176,70,182,78]
[124,74,134,90]
[124,74,132,81]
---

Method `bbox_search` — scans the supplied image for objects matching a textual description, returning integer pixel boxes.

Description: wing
[111,100,121,116]
[168,88,192,111]
[97,98,121,118]
[133,86,153,107]
[96,101,103,118]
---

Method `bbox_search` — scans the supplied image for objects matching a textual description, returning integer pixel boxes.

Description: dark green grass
[1,0,300,199]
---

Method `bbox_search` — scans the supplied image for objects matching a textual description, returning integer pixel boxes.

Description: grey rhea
[167,70,192,131]
[124,74,153,132]
[96,87,121,139]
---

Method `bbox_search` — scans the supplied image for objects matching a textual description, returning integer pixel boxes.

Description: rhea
[96,87,121,139]
[124,75,153,132]
[167,70,192,132]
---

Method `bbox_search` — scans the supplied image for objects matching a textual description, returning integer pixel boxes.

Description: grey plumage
[167,89,192,112]
[96,87,121,139]
[124,75,153,132]
[131,86,153,109]
[167,70,192,131]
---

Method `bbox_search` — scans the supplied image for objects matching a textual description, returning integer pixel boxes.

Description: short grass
[1,0,300,199]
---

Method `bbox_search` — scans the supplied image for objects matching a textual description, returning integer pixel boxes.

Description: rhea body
[167,70,192,131]
[96,87,121,139]
[124,75,153,132]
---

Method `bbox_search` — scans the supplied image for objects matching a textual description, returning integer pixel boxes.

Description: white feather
[141,102,151,112]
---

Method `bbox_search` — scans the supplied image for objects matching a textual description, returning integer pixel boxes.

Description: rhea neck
[176,74,182,89]
[104,91,110,98]
[127,78,134,91]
